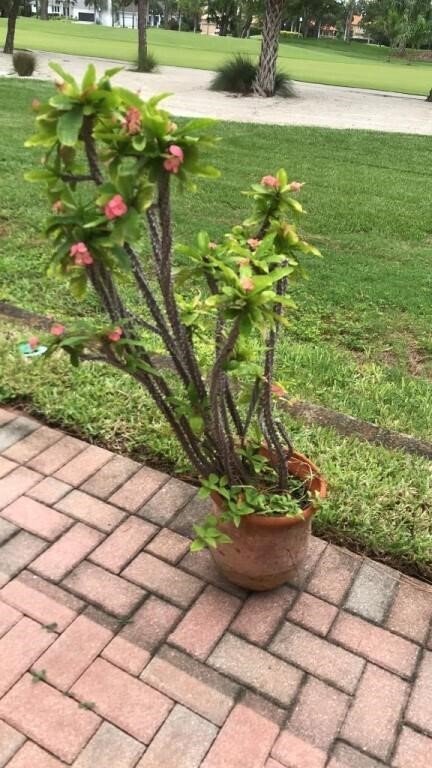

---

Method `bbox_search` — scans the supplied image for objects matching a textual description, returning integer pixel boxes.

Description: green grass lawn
[1,77,432,578]
[2,17,432,94]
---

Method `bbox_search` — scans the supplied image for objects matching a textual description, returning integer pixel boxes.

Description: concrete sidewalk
[1,50,432,135]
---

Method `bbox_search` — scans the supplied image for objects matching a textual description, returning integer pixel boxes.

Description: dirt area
[1,49,432,135]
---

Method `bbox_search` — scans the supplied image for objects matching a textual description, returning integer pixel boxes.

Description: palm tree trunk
[163,0,170,28]
[137,0,148,70]
[40,0,49,20]
[253,0,285,97]
[3,0,21,54]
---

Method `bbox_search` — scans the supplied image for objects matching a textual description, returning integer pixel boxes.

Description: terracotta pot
[210,452,327,591]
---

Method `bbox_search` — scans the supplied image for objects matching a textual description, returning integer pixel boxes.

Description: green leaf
[49,62,77,86]
[190,539,205,552]
[180,117,217,132]
[69,271,88,299]
[104,66,124,79]
[197,231,209,251]
[24,169,57,182]
[49,93,74,111]
[189,415,204,435]
[82,64,97,91]
[57,107,83,147]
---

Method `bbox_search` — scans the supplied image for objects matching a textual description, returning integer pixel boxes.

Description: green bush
[12,50,36,77]
[211,55,293,97]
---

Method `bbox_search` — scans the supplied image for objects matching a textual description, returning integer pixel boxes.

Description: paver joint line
[1,409,432,766]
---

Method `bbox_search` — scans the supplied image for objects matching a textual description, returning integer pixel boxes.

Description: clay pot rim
[212,450,327,529]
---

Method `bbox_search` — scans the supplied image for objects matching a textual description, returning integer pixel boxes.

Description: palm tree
[253,0,285,96]
[137,0,149,69]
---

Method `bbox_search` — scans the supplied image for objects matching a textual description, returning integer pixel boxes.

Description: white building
[30,2,161,29]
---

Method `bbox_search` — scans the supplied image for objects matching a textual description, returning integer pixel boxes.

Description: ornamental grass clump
[211,55,293,97]
[26,64,320,550]
[13,50,37,77]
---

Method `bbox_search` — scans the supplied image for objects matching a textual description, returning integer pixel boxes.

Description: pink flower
[163,145,184,174]
[288,181,304,192]
[240,276,255,292]
[52,200,64,214]
[261,175,280,188]
[107,327,123,342]
[28,336,39,350]
[247,238,261,250]
[124,106,141,135]
[271,383,286,398]
[70,242,93,266]
[104,194,128,220]
[51,324,65,336]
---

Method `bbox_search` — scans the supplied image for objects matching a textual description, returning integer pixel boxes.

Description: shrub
[25,64,318,549]
[135,52,158,73]
[12,51,36,77]
[211,55,293,97]
[279,30,302,41]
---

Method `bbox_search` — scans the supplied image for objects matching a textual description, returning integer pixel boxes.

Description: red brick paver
[89,517,156,574]
[1,409,432,768]
[202,697,280,768]
[72,657,173,743]
[0,674,100,763]
[5,742,65,768]
[1,497,72,541]
[340,664,408,760]
[271,731,327,768]
[330,612,418,678]
[169,585,241,660]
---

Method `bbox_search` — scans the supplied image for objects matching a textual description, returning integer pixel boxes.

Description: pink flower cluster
[104,195,128,220]
[240,276,255,292]
[28,336,39,350]
[288,181,304,192]
[260,175,304,193]
[70,242,93,266]
[124,107,141,135]
[247,238,261,250]
[164,145,184,174]
[107,327,123,342]
[52,200,64,214]
[261,175,280,189]
[51,324,65,336]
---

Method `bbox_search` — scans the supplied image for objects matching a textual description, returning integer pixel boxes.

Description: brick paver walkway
[0,407,431,768]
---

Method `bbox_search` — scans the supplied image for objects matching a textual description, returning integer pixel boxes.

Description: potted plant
[25,64,327,591]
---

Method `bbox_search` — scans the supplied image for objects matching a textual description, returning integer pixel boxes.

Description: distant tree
[178,0,204,31]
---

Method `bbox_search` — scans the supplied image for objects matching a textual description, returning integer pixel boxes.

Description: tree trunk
[3,0,20,54]
[253,0,285,97]
[137,0,148,70]
[241,13,252,38]
[40,0,49,20]
[344,3,354,41]
[219,13,229,36]
[163,0,170,28]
